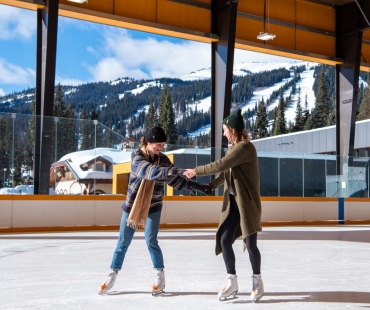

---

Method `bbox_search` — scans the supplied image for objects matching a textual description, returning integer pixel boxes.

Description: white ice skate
[251,274,264,302]
[99,270,118,294]
[218,274,238,301]
[151,269,165,296]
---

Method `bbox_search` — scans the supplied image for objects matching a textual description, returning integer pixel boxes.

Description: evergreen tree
[53,84,65,117]
[80,109,95,150]
[0,116,10,187]
[23,131,34,183]
[302,94,312,129]
[292,92,304,132]
[144,97,158,132]
[327,105,336,126]
[89,110,104,148]
[304,113,314,130]
[270,108,277,136]
[253,100,268,139]
[287,120,294,132]
[22,109,35,183]
[273,88,287,135]
[10,143,22,187]
[312,67,332,128]
[23,102,36,182]
[63,104,77,154]
[158,82,178,145]
[357,87,370,120]
[53,84,76,159]
[107,121,113,148]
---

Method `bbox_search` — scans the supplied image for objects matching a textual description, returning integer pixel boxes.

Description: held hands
[171,167,197,179]
[172,166,212,195]
[184,168,196,179]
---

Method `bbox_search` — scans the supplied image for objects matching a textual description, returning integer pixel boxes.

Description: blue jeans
[110,210,164,271]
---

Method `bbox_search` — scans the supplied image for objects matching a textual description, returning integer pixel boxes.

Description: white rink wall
[0,196,370,231]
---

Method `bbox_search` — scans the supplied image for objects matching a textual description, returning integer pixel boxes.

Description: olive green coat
[195,140,262,255]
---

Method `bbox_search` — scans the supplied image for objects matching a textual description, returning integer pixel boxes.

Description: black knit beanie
[146,126,167,143]
[222,109,245,131]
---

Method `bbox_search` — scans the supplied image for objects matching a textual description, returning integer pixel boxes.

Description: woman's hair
[228,126,249,144]
[139,136,148,147]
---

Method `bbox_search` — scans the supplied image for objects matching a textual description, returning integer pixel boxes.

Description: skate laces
[154,270,164,286]
[252,275,259,290]
[108,271,117,279]
[223,274,235,290]
[252,274,263,293]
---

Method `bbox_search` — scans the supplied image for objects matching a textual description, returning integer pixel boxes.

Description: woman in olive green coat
[184,109,264,302]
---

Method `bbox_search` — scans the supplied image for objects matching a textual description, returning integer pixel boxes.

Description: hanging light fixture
[257,0,276,41]
[257,32,276,40]
[67,0,88,3]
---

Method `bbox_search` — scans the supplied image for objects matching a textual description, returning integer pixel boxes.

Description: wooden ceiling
[1,0,370,69]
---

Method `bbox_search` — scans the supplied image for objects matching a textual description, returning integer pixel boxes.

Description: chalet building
[50,148,131,195]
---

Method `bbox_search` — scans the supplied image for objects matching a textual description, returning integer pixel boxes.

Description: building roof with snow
[55,148,133,181]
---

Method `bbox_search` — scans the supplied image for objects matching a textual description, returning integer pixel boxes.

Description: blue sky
[0,4,294,96]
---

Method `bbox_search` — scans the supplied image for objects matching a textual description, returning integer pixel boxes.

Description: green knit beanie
[222,109,245,131]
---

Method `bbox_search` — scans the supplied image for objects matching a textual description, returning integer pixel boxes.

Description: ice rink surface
[1,225,370,309]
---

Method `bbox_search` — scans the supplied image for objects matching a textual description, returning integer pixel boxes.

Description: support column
[34,0,59,194]
[335,0,370,197]
[335,31,362,172]
[211,0,238,151]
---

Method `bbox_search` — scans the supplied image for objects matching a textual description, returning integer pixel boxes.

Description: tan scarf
[126,146,160,229]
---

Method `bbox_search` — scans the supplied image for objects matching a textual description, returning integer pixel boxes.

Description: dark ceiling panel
[304,0,355,6]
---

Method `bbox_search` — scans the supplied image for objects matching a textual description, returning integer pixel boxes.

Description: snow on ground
[180,67,212,81]
[188,124,211,137]
[233,61,305,75]
[0,185,56,194]
[187,96,212,114]
[118,80,163,99]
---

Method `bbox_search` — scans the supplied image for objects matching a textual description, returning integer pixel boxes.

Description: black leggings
[219,194,261,275]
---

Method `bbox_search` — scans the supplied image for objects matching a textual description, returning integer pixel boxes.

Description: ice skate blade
[98,287,107,295]
[218,291,238,301]
[151,289,165,296]
[151,285,165,296]
[252,293,264,303]
[98,288,110,295]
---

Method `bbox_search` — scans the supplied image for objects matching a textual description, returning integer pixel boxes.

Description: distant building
[121,137,136,150]
[252,119,370,157]
[252,119,370,198]
[50,148,131,195]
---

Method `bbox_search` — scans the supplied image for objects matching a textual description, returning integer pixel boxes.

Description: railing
[0,112,369,198]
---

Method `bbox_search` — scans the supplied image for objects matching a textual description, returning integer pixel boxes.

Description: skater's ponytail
[139,136,148,148]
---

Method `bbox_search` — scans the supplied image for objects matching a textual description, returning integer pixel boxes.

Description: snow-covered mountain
[121,60,319,137]
[185,61,319,138]
[1,60,321,138]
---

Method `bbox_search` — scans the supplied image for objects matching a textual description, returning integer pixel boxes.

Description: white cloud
[234,49,296,64]
[86,27,297,83]
[0,58,35,84]
[0,88,5,97]
[87,28,211,82]
[0,6,35,40]
[55,75,85,87]
[90,56,150,81]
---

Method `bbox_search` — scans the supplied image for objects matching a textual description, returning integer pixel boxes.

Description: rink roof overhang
[1,0,370,71]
